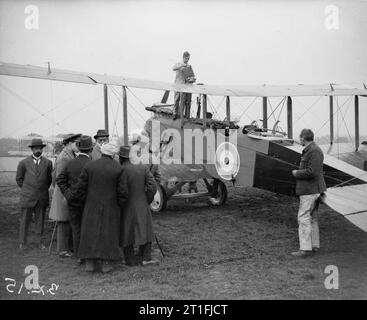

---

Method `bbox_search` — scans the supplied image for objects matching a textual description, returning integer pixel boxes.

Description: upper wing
[1,62,367,97]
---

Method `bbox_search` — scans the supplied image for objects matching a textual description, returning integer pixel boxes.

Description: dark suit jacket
[294,142,327,196]
[16,156,53,208]
[56,154,91,207]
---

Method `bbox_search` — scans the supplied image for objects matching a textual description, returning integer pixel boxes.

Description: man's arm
[15,161,25,188]
[293,149,323,180]
[145,167,157,199]
[172,62,186,71]
[69,166,89,203]
[56,166,70,199]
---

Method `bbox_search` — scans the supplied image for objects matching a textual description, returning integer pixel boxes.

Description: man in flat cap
[71,140,128,273]
[291,129,327,257]
[56,135,93,261]
[16,138,53,250]
[49,133,81,258]
[91,129,109,161]
[172,51,196,120]
[118,145,158,266]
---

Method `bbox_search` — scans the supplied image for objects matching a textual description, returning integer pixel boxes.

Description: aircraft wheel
[208,180,227,206]
[150,184,167,213]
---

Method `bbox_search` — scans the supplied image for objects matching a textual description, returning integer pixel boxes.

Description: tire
[208,180,227,206]
[150,184,167,213]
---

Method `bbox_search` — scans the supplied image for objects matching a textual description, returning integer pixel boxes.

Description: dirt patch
[0,185,366,299]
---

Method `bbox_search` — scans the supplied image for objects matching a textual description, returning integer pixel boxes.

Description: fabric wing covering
[322,156,367,232]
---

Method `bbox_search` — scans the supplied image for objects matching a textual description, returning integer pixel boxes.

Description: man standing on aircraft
[91,129,109,160]
[172,51,196,120]
[291,129,327,257]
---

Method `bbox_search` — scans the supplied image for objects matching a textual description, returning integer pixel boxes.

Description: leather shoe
[101,261,114,273]
[291,250,314,257]
[142,259,159,266]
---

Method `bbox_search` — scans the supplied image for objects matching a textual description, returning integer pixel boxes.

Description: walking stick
[155,234,165,257]
[48,221,57,254]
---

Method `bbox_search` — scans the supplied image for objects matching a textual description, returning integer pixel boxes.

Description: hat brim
[118,154,130,158]
[94,135,109,139]
[78,147,93,152]
[63,133,82,143]
[28,144,46,148]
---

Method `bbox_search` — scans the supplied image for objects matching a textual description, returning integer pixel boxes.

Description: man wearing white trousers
[291,129,327,257]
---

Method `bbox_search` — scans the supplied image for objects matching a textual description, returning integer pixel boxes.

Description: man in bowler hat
[56,135,93,261]
[16,138,53,250]
[91,129,109,160]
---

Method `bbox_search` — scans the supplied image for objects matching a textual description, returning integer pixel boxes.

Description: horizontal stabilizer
[324,183,367,232]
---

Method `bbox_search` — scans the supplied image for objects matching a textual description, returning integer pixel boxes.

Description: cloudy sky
[0,0,366,140]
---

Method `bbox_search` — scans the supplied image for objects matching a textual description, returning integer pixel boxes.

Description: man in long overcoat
[56,135,93,260]
[118,146,158,266]
[49,133,81,257]
[16,138,53,250]
[72,141,128,273]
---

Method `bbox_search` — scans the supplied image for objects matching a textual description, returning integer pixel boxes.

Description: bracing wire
[0,82,69,132]
[237,97,258,122]
[1,86,93,138]
[315,96,353,135]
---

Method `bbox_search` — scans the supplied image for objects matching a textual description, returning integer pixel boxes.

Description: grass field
[0,183,366,300]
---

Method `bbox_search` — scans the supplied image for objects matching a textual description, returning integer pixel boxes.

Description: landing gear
[150,178,228,212]
[207,179,228,206]
[150,184,167,213]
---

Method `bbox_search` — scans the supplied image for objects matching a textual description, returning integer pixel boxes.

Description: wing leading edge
[1,62,367,97]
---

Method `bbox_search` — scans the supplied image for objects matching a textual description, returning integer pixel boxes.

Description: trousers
[298,194,320,251]
[174,92,192,118]
[19,202,46,245]
[68,205,83,255]
[57,221,72,253]
[123,242,152,265]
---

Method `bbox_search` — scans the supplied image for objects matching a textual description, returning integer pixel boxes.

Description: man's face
[183,55,190,64]
[70,141,79,152]
[299,136,306,146]
[97,137,109,145]
[31,147,43,157]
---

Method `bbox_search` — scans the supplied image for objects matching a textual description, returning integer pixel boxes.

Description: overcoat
[15,156,53,208]
[120,162,157,247]
[49,148,75,221]
[73,155,128,260]
[294,142,327,196]
[56,154,91,207]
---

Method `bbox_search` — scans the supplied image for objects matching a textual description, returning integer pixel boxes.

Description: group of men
[16,129,159,273]
[15,51,327,268]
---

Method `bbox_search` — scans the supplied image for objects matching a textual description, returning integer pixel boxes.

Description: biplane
[1,62,367,233]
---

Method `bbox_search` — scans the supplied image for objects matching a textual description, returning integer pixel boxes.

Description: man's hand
[292,170,298,177]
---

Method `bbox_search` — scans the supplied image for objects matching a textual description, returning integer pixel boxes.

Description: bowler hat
[28,138,46,148]
[118,146,131,159]
[63,133,81,145]
[94,129,109,140]
[77,135,93,151]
